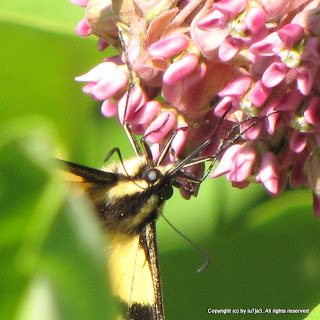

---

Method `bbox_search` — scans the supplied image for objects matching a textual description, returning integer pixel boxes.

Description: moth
[59,121,221,320]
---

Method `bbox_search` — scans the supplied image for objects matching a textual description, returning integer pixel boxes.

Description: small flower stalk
[71,0,320,216]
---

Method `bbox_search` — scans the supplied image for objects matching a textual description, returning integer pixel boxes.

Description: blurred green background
[1,1,320,320]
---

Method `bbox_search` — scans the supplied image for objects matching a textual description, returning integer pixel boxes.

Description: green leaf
[0,117,115,320]
[305,304,320,320]
[0,0,84,35]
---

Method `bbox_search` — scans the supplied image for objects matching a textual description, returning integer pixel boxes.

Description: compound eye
[145,168,161,183]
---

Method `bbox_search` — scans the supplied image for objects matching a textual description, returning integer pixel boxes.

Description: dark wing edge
[57,159,118,184]
[141,222,165,320]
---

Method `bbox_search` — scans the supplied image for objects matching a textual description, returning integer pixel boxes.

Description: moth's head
[117,154,202,201]
[115,155,176,200]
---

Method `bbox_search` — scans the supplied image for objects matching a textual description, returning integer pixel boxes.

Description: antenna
[160,212,211,273]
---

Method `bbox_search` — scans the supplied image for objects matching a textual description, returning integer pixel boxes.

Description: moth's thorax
[102,155,174,178]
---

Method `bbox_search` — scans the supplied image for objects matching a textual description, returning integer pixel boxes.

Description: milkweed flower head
[71,0,320,216]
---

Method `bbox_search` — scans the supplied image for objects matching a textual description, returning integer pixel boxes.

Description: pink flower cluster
[71,0,320,216]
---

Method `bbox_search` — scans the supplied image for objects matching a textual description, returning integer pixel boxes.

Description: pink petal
[214,97,235,116]
[296,64,318,95]
[170,120,189,157]
[244,7,266,33]
[293,4,320,35]
[70,0,88,7]
[148,34,189,58]
[213,0,247,20]
[145,111,177,144]
[163,53,199,85]
[197,9,227,31]
[75,62,117,82]
[150,143,160,162]
[275,89,304,111]
[302,37,320,65]
[103,55,123,64]
[181,62,207,96]
[291,2,320,30]
[259,152,279,195]
[162,81,182,107]
[118,85,146,124]
[304,96,320,126]
[130,100,161,125]
[130,124,145,136]
[97,38,109,51]
[258,0,309,20]
[289,131,308,153]
[210,144,243,178]
[228,146,257,182]
[277,24,304,49]
[90,69,128,100]
[250,32,284,55]
[266,110,279,135]
[218,75,252,97]
[232,180,250,189]
[218,37,243,61]
[307,7,320,35]
[240,120,262,140]
[261,62,286,88]
[192,20,230,57]
[290,154,307,187]
[247,80,271,107]
[82,82,96,95]
[101,100,117,117]
[75,18,92,37]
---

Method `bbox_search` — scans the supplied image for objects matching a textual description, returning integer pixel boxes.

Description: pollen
[279,49,301,68]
